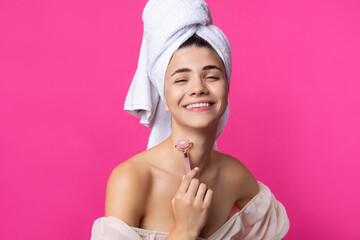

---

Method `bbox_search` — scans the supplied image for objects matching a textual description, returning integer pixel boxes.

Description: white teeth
[185,102,211,109]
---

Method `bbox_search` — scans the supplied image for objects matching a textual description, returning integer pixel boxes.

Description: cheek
[211,83,228,99]
[164,86,182,107]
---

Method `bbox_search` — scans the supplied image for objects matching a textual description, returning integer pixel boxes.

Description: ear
[164,99,169,112]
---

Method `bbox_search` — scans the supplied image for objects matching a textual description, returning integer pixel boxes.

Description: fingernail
[194,167,199,171]
[182,175,185,180]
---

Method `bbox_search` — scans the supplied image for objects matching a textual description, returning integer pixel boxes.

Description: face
[164,46,229,130]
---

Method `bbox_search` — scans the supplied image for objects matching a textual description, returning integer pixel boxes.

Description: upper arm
[225,157,259,210]
[105,161,150,227]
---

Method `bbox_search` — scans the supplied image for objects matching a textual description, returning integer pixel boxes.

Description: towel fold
[124,0,232,149]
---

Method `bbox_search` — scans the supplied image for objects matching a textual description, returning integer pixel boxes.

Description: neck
[163,122,219,176]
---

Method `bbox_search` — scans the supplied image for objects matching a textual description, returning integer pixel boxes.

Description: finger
[177,168,199,193]
[194,183,207,203]
[183,167,199,179]
[203,188,213,209]
[186,178,200,197]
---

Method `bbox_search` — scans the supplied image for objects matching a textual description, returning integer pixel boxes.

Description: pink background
[1,0,359,239]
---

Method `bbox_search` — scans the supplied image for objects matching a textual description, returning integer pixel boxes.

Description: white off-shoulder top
[91,181,290,240]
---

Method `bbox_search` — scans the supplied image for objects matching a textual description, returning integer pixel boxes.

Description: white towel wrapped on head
[124,0,232,149]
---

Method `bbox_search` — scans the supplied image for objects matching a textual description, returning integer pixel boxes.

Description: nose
[188,77,209,96]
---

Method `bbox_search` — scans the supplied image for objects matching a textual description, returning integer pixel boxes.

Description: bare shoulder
[105,153,152,227]
[216,151,259,209]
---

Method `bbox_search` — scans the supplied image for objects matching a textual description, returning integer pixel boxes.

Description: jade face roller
[175,139,193,174]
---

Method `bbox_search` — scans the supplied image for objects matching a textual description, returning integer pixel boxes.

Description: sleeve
[91,216,143,240]
[233,181,290,240]
[209,181,290,240]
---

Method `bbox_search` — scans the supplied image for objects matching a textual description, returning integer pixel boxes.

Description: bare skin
[105,144,258,239]
[105,46,259,239]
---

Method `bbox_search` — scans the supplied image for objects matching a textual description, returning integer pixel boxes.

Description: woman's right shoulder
[104,152,152,226]
[109,152,152,185]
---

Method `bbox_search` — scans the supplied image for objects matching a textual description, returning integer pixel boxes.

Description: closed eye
[207,76,219,80]
[175,79,187,83]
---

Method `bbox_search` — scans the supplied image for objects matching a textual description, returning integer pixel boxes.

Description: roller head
[176,139,190,149]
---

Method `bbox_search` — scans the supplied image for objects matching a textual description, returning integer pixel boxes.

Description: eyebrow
[171,68,191,77]
[171,65,222,77]
[203,65,222,71]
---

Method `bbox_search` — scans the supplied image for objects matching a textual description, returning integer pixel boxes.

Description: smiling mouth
[185,102,214,110]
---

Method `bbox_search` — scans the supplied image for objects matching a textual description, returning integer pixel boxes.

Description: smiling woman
[91,0,289,239]
[164,39,229,131]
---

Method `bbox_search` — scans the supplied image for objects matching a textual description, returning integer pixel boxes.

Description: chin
[171,114,222,130]
[185,119,219,130]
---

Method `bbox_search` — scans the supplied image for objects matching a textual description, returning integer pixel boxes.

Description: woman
[92,0,289,239]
